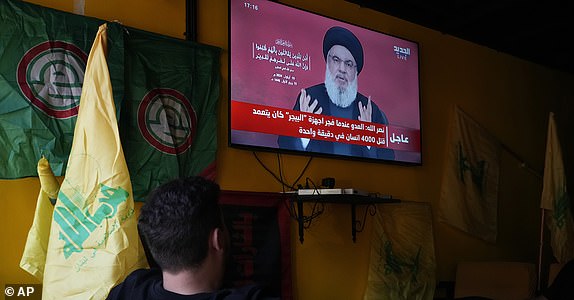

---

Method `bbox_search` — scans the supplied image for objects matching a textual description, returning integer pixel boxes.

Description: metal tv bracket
[292,190,399,243]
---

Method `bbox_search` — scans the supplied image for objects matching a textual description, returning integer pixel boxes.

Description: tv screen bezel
[227,0,423,166]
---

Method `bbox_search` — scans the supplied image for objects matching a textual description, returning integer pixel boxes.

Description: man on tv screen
[277,26,395,160]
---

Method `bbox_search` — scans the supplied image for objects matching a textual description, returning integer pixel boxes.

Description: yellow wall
[2,0,574,299]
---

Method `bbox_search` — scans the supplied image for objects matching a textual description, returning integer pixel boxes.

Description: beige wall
[1,0,573,299]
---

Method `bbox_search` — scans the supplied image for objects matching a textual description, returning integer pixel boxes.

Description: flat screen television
[229,0,421,165]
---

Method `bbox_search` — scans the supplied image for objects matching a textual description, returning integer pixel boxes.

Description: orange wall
[1,0,574,299]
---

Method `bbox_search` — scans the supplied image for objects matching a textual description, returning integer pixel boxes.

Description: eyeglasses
[328,55,356,70]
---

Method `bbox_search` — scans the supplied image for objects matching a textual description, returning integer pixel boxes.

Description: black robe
[277,83,394,160]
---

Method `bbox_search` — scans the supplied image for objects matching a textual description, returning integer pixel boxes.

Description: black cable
[303,202,324,228]
[251,152,301,221]
[252,151,314,191]
[277,153,286,193]
[284,155,314,223]
[289,156,313,189]
[252,152,318,223]
[252,152,292,189]
[275,154,300,221]
[299,177,325,228]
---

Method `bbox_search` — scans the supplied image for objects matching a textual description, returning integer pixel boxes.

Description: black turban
[322,26,364,74]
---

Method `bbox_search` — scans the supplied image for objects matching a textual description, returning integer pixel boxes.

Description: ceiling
[346,0,574,75]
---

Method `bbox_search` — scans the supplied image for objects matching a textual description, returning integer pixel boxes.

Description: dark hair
[138,176,222,273]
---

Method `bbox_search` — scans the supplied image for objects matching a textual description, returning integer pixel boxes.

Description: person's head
[138,176,227,277]
[322,26,363,108]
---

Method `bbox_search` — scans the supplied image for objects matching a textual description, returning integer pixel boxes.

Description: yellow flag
[42,23,147,299]
[364,203,436,300]
[439,106,501,243]
[541,112,574,263]
[20,157,60,281]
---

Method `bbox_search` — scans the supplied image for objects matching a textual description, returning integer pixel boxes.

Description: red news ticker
[231,100,420,152]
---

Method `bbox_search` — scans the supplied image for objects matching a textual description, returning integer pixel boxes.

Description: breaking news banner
[4,285,41,300]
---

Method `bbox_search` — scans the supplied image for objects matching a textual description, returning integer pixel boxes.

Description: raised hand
[358,96,372,122]
[298,88,323,114]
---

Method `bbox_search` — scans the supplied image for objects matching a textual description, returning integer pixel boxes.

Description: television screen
[229,0,421,165]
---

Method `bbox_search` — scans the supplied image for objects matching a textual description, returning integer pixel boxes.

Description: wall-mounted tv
[229,0,421,165]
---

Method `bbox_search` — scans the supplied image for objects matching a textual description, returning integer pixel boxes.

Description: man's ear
[211,228,225,252]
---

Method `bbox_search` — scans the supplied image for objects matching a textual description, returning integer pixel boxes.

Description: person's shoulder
[106,268,161,300]
[213,284,279,300]
[120,268,161,285]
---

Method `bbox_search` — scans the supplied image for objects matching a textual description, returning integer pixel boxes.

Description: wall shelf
[292,194,400,243]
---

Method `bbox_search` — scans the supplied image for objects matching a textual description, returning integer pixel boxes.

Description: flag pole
[538,208,545,292]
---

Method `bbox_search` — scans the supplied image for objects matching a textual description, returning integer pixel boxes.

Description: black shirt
[106,269,275,300]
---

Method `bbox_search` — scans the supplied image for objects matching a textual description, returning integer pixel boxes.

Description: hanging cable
[252,152,292,189]
[252,152,318,223]
[252,151,313,190]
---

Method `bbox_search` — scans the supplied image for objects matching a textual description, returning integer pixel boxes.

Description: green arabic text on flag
[439,106,501,243]
[42,24,146,299]
[364,203,436,300]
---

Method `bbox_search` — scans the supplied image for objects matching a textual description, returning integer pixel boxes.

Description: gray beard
[324,68,358,108]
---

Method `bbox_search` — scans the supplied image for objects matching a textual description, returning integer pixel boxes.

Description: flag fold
[439,106,501,243]
[20,157,60,281]
[364,203,436,300]
[42,23,146,299]
[540,112,574,263]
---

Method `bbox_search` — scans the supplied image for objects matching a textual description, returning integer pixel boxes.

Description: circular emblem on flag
[17,41,88,119]
[138,88,197,155]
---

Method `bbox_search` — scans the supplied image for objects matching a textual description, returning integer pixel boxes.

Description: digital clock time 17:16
[244,2,258,10]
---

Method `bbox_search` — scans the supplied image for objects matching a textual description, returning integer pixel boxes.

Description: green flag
[120,28,221,201]
[541,112,574,263]
[0,0,124,178]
